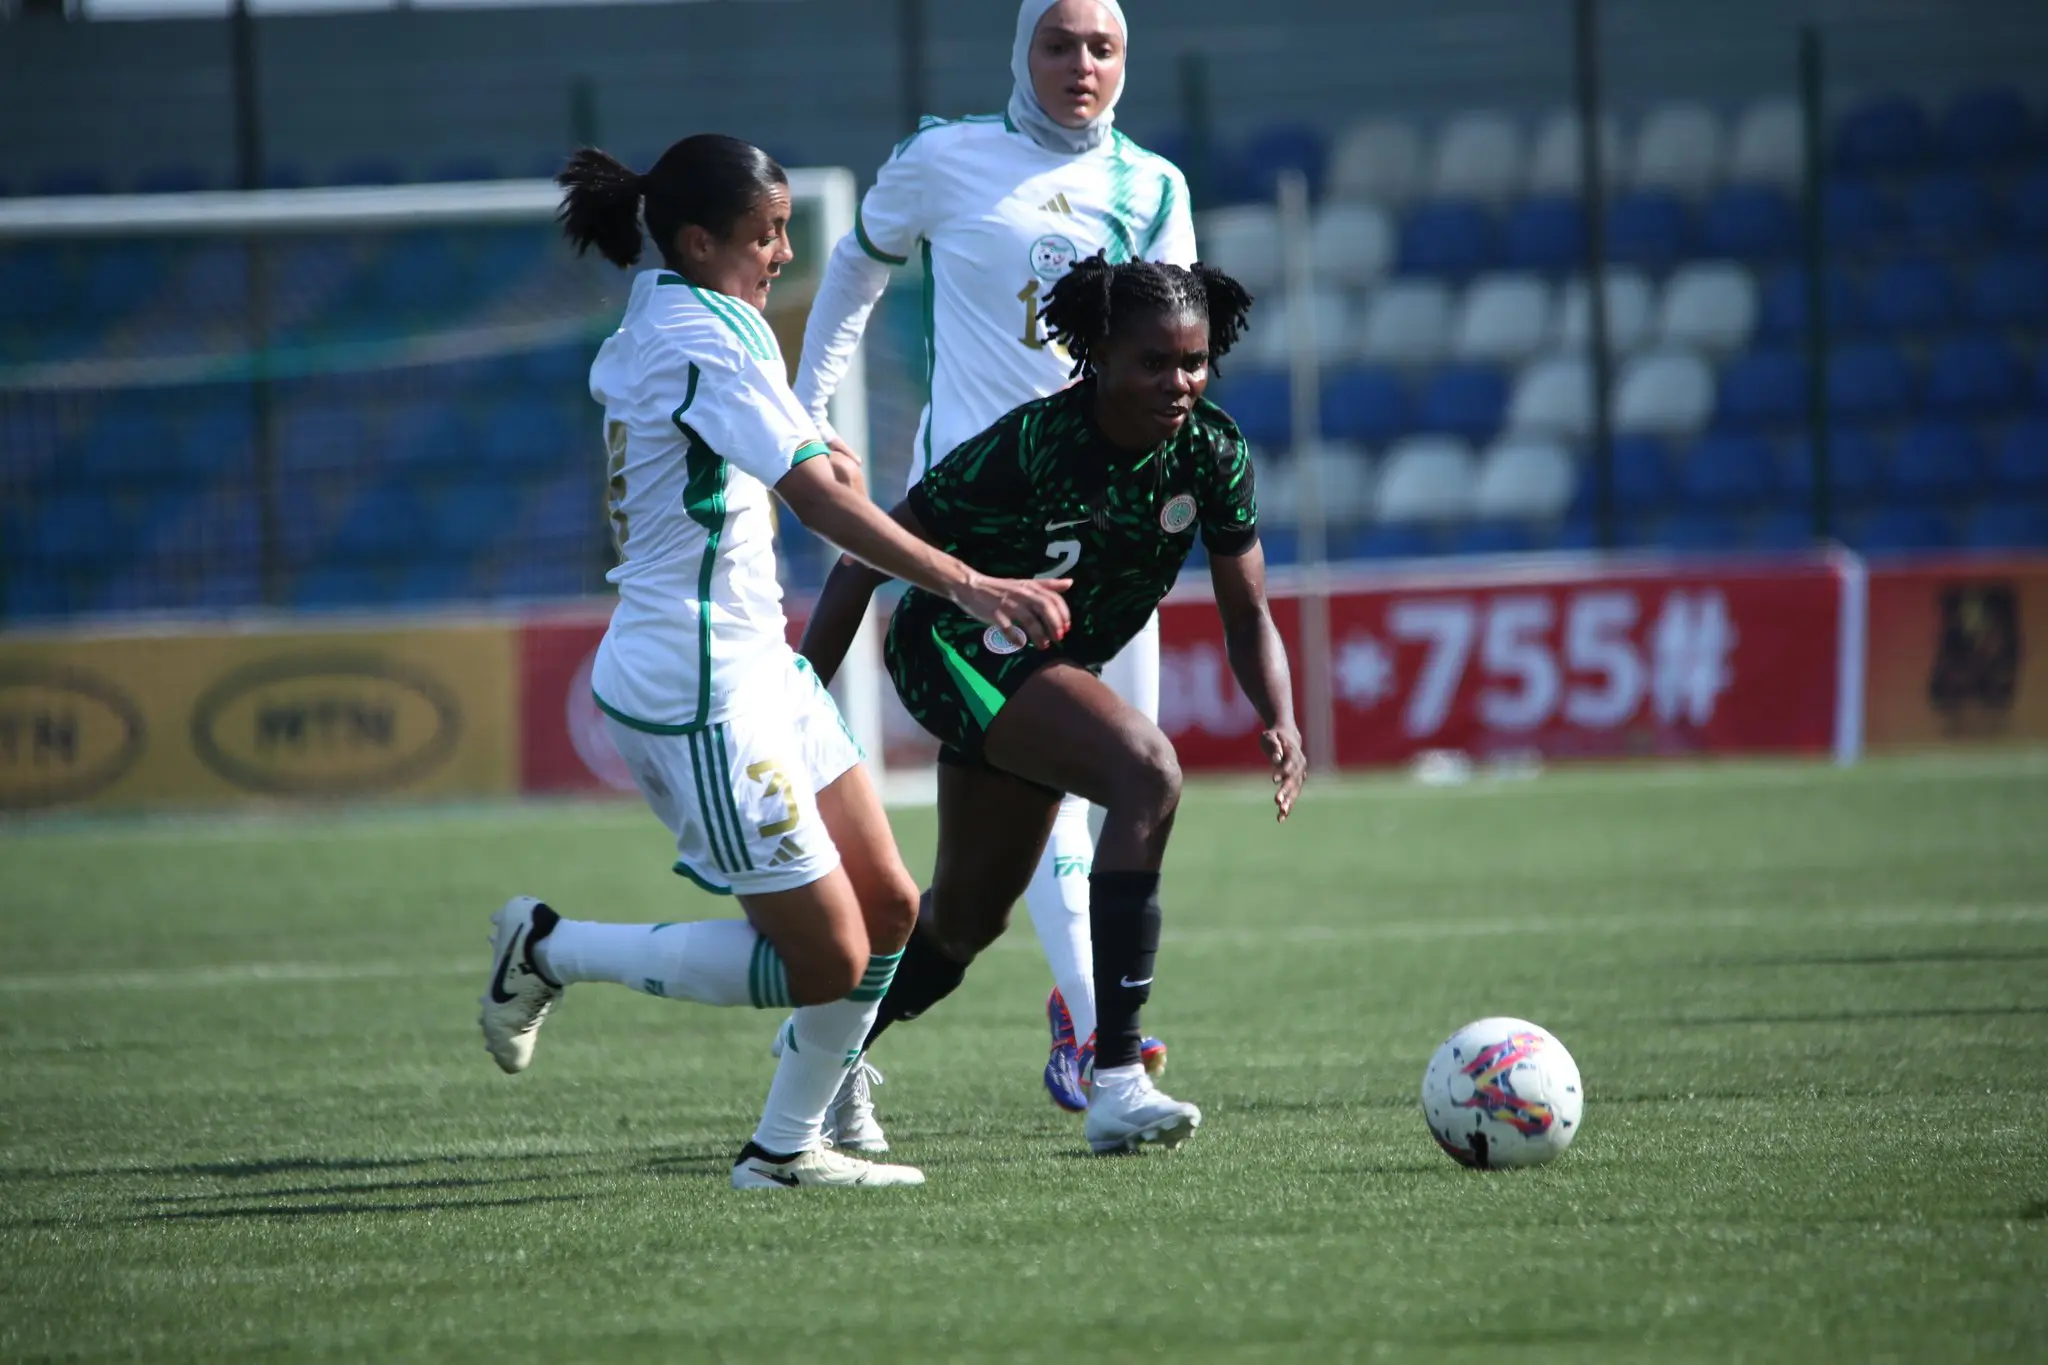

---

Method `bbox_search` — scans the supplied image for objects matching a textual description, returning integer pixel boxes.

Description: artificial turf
[4,750,2045,1362]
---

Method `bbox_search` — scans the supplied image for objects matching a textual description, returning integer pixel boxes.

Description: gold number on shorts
[605,419,630,555]
[747,760,800,837]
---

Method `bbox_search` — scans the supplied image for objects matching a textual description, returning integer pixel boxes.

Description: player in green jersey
[801,253,1306,1153]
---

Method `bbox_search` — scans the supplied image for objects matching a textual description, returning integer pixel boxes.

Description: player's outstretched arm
[792,234,894,439]
[776,457,1071,648]
[1211,539,1307,821]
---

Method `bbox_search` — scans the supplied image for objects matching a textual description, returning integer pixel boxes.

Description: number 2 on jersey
[1039,538,1081,579]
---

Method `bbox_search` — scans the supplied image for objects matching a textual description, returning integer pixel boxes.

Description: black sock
[1090,870,1162,1071]
[862,922,971,1049]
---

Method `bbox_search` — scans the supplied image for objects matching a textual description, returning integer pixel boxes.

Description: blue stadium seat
[519,344,594,387]
[1924,334,2025,415]
[1415,363,1506,442]
[1499,197,1583,272]
[262,164,307,190]
[1786,429,1885,502]
[1994,418,2048,493]
[1679,433,1779,506]
[2038,353,2048,411]
[329,486,432,560]
[1320,366,1409,445]
[1963,501,2048,549]
[1714,350,1806,432]
[1864,255,1958,332]
[34,168,110,196]
[1217,370,1290,447]
[1604,191,1691,269]
[391,560,476,605]
[278,402,371,476]
[83,243,165,320]
[2010,169,2048,244]
[1833,95,1931,172]
[275,482,338,568]
[331,160,405,187]
[1888,420,1985,499]
[482,401,576,473]
[172,243,252,318]
[291,565,387,608]
[0,245,69,321]
[174,403,255,480]
[776,507,832,591]
[1757,265,1864,341]
[1827,343,1916,422]
[1939,88,2035,167]
[1447,521,1535,555]
[1904,173,1992,246]
[429,156,502,183]
[1577,436,1673,513]
[1396,200,1495,277]
[77,412,175,485]
[4,573,77,621]
[523,473,593,549]
[428,481,524,556]
[1333,524,1437,560]
[1258,526,1300,565]
[1968,254,2048,327]
[29,491,123,564]
[473,225,552,281]
[369,233,472,316]
[1660,512,1745,552]
[1824,177,1896,253]
[1849,506,1950,554]
[1228,123,1327,204]
[135,166,211,195]
[385,403,476,473]
[1699,184,1798,260]
[1751,510,1817,552]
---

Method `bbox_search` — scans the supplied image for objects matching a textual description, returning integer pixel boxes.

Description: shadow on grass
[136,1171,560,1204]
[1734,948,2048,968]
[644,1150,743,1179]
[136,1192,591,1223]
[2021,1200,2048,1221]
[0,1151,583,1185]
[1678,1004,2048,1026]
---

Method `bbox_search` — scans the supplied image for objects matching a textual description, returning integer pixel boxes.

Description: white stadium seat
[1657,262,1759,354]
[1555,269,1654,353]
[1246,289,1354,367]
[1472,437,1577,520]
[1612,348,1715,436]
[1311,203,1395,285]
[1427,112,1525,202]
[1251,448,1298,524]
[1357,280,1453,366]
[1629,103,1725,195]
[1327,118,1424,204]
[1728,99,1804,187]
[1508,354,1593,439]
[1451,273,1554,364]
[1374,436,1477,522]
[1198,205,1282,292]
[1292,441,1378,524]
[1526,111,1623,196]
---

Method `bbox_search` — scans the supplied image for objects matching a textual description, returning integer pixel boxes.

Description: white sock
[751,952,900,1155]
[534,918,792,1009]
[1025,795,1098,1047]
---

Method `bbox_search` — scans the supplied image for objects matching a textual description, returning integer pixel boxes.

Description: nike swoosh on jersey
[1045,516,1090,531]
[1119,975,1154,989]
[488,927,527,1003]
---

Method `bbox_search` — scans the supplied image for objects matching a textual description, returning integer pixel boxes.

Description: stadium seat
[1714,350,1806,432]
[1220,370,1290,447]
[391,560,475,605]
[331,159,406,187]
[1334,523,1438,560]
[1245,289,1353,367]
[1888,420,1985,499]
[1967,254,2048,327]
[1785,429,1885,502]
[1833,95,1931,173]
[489,554,584,601]
[30,491,124,564]
[1554,269,1654,353]
[77,413,175,486]
[482,400,576,473]
[1427,112,1524,202]
[1660,511,1745,552]
[278,402,371,476]
[1993,418,2048,493]
[329,486,433,561]
[136,165,211,195]
[292,565,387,608]
[0,244,68,322]
[1752,509,1817,552]
[1292,442,1378,526]
[1576,436,1673,513]
[83,243,164,320]
[1319,366,1409,445]
[427,481,525,556]
[1963,501,2048,549]
[1605,191,1692,269]
[369,233,472,317]
[1500,196,1584,273]
[1199,205,1282,292]
[1905,173,1992,246]
[1508,354,1592,439]
[1939,88,2036,166]
[1326,119,1424,204]
[1374,436,1476,522]
[1250,449,1297,525]
[1827,343,1917,422]
[1678,433,1780,506]
[472,224,554,281]
[1924,334,2025,415]
[1454,520,1540,555]
[171,244,251,318]
[1416,364,1508,443]
[1471,437,1575,520]
[1657,262,1758,354]
[1865,255,1959,332]
[1698,184,1799,260]
[1613,349,1715,437]
[1357,280,1453,366]
[1825,177,1896,253]
[1311,203,1395,285]
[1728,99,1804,187]
[429,156,501,183]
[1449,273,1552,363]
[1396,199,1495,278]
[1629,103,1725,195]
[1230,122,1327,203]
[1525,111,1621,196]
[1849,507,1951,554]
[2008,169,2048,243]
[34,168,110,196]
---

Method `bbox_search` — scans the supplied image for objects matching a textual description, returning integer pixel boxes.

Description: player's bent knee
[785,941,865,1006]
[1117,735,1183,821]
[869,872,920,950]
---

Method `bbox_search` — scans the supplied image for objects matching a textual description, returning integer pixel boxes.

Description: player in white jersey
[476,135,1070,1190]
[794,0,1195,1122]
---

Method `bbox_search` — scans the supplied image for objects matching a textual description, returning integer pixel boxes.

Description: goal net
[0,170,937,787]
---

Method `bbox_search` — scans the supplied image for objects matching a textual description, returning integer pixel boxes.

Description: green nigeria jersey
[900,381,1258,667]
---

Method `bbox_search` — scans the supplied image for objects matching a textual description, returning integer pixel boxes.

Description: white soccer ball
[1420,1017,1583,1169]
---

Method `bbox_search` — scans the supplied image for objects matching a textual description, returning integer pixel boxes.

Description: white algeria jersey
[851,114,1198,491]
[588,269,829,734]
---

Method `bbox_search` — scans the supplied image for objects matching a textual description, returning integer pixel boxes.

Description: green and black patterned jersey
[899,381,1258,668]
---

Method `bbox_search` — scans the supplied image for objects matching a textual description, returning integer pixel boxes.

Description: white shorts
[605,656,863,898]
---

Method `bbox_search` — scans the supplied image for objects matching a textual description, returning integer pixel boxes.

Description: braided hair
[1040,254,1254,379]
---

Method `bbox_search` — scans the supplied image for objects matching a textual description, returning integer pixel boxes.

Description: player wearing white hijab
[794,0,1198,1138]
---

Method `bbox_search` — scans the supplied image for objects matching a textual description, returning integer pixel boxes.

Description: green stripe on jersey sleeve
[687,283,774,363]
[855,206,909,266]
[791,440,829,466]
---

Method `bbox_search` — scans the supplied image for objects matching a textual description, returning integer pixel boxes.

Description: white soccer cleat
[730,1141,925,1189]
[478,896,562,1075]
[1083,1067,1202,1155]
[827,1056,890,1154]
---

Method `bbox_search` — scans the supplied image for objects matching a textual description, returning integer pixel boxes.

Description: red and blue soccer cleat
[1045,988,1167,1114]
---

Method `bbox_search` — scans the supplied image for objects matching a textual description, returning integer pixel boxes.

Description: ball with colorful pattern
[1421,1017,1583,1169]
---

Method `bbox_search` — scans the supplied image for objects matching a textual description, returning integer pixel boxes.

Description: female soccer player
[801,255,1306,1153]
[476,135,1071,1189]
[795,0,1198,1114]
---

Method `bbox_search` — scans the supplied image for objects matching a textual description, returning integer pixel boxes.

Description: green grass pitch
[5,751,2046,1362]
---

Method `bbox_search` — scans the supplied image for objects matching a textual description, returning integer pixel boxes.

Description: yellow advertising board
[0,622,516,812]
[1864,559,2048,749]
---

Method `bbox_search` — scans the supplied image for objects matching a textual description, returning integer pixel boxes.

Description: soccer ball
[1420,1018,1582,1169]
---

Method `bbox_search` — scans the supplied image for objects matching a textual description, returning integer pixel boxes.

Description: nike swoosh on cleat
[488,927,526,1004]
[1119,975,1153,988]
[751,1164,800,1188]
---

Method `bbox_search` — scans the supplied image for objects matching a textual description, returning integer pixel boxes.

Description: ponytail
[556,147,647,269]
[555,136,788,273]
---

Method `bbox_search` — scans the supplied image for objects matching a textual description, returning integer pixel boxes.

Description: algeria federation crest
[1159,494,1198,534]
[982,624,1028,655]
[1029,234,1079,281]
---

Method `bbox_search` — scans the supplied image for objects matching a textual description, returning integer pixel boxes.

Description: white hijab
[1007,0,1129,155]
